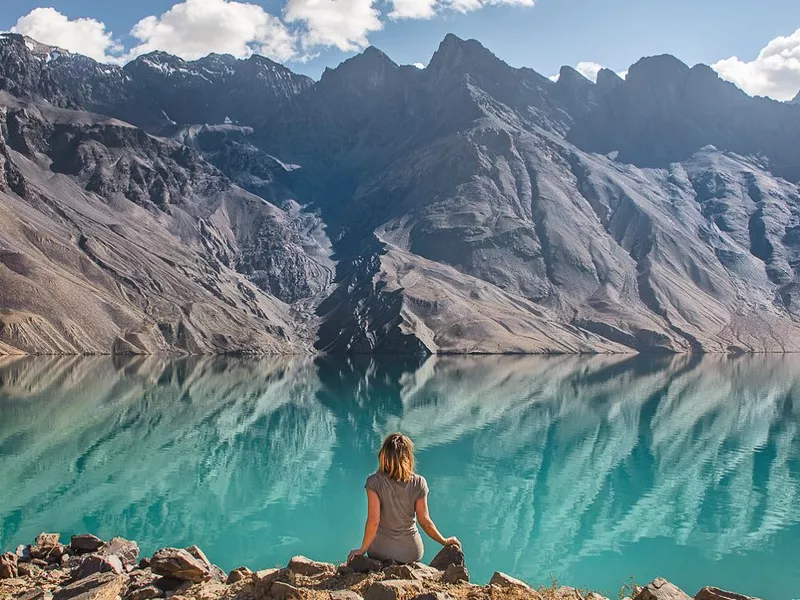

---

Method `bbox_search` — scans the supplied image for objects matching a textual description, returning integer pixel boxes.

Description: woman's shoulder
[365,470,385,491]
[412,473,429,493]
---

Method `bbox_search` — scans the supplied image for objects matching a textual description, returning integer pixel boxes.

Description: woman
[348,433,460,564]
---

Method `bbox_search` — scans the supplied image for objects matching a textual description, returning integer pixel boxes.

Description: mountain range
[2,31,800,355]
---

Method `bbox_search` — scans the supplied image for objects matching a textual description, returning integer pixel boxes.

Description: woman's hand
[347,548,366,563]
[443,536,461,547]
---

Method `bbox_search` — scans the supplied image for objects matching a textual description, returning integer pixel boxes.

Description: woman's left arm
[348,489,380,562]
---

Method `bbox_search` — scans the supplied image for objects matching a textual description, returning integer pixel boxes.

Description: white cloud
[10,7,123,62]
[712,28,800,101]
[128,0,299,63]
[575,61,603,82]
[413,62,425,69]
[10,0,540,65]
[390,0,437,19]
[285,0,382,51]
[389,0,532,19]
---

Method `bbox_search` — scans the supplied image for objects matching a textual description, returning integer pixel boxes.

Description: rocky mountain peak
[428,33,503,74]
[319,45,399,90]
[791,90,800,105]
[595,68,623,91]
[626,54,690,87]
[557,65,593,85]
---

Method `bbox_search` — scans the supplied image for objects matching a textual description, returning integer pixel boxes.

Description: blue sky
[3,0,800,100]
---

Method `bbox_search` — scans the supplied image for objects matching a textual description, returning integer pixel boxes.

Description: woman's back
[365,470,428,563]
[366,471,428,535]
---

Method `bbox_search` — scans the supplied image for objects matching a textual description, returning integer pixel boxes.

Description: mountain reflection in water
[0,354,798,600]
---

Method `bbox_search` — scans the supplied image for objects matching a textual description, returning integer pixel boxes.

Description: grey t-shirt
[365,471,429,563]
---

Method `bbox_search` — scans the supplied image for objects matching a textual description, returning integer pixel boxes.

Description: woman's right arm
[415,495,460,547]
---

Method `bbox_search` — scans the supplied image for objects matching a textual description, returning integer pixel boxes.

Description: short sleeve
[416,475,429,500]
[365,473,381,494]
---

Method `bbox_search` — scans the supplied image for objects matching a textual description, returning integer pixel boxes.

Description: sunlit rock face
[2,32,800,353]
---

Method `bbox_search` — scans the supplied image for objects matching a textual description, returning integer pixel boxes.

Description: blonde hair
[378,433,415,482]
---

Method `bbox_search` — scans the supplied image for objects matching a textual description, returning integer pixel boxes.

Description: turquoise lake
[1,354,799,600]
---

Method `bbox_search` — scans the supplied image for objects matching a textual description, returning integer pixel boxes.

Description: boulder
[226,566,252,584]
[53,572,125,600]
[442,564,469,584]
[383,565,416,580]
[152,576,185,593]
[347,555,383,574]
[0,552,18,579]
[185,546,211,569]
[489,572,541,597]
[271,581,303,600]
[125,586,163,600]
[407,564,440,581]
[331,591,363,600]
[30,533,66,562]
[428,546,464,571]
[19,562,44,578]
[101,538,139,567]
[288,556,335,576]
[634,579,691,600]
[554,587,583,599]
[365,580,423,600]
[17,589,54,600]
[585,594,611,600]
[252,567,286,596]
[70,536,105,555]
[694,588,762,600]
[150,548,210,583]
[410,594,451,600]
[73,554,124,580]
[138,559,151,569]
[16,545,32,562]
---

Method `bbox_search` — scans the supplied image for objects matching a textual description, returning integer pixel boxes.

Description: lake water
[0,354,798,599]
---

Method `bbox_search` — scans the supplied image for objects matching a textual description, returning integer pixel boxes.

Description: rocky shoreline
[0,533,761,600]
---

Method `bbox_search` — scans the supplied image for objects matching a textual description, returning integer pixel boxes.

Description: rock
[17,589,54,600]
[489,572,540,597]
[0,552,18,578]
[53,572,125,600]
[70,536,106,555]
[331,592,363,600]
[694,588,762,600]
[101,538,139,566]
[17,545,32,561]
[139,559,151,569]
[409,594,451,600]
[554,587,583,600]
[408,564,441,581]
[365,580,424,600]
[442,564,469,584]
[634,578,691,600]
[585,594,610,600]
[226,567,252,584]
[347,555,383,574]
[153,577,185,593]
[73,554,124,580]
[30,533,65,562]
[287,556,335,576]
[428,546,464,571]
[383,565,416,580]
[271,581,303,600]
[126,586,163,600]
[252,567,287,596]
[19,562,44,578]
[150,548,211,583]
[184,546,211,570]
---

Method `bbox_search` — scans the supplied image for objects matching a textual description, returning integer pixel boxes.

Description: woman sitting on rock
[348,433,460,564]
